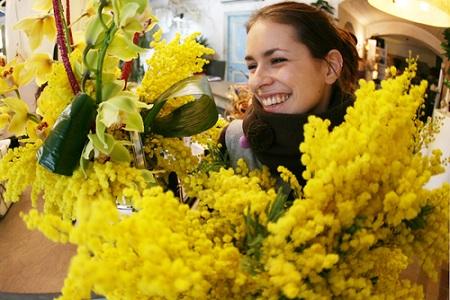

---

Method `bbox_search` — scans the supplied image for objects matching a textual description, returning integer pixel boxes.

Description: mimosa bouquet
[0,1,448,299]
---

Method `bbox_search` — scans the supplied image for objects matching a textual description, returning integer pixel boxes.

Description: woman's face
[245,20,331,114]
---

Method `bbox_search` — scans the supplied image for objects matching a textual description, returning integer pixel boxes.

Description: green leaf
[38,93,97,176]
[152,95,218,137]
[267,187,289,222]
[144,75,218,137]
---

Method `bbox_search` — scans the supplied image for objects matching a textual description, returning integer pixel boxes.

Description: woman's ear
[324,49,343,85]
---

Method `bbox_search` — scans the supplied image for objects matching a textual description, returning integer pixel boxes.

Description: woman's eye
[271,58,287,64]
[247,64,257,71]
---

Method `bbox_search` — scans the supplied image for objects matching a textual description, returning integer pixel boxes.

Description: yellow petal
[84,0,98,17]
[14,16,53,50]
[8,113,28,136]
[2,97,30,115]
[0,78,14,95]
[1,98,29,136]
[13,18,36,31]
[33,0,52,12]
[13,62,33,87]
[0,113,10,130]
[27,20,44,50]
[71,30,87,52]
[42,16,56,41]
[28,53,53,85]
[26,121,40,140]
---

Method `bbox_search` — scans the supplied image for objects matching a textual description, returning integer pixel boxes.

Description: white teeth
[260,94,289,106]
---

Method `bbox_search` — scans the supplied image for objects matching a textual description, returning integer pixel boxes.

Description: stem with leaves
[52,0,80,95]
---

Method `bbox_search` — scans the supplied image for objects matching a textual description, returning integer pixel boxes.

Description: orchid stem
[95,24,117,104]
[52,0,80,95]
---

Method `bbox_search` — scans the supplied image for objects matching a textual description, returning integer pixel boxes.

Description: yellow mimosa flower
[14,14,56,50]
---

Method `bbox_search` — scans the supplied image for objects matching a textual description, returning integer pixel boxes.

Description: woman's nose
[249,66,273,91]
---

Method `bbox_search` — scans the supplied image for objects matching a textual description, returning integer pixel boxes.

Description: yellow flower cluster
[257,60,449,299]
[2,159,150,243]
[55,187,255,300]
[144,135,200,180]
[137,31,214,103]
[185,166,276,243]
[192,117,228,147]
[28,161,147,221]
[37,49,83,129]
[0,139,41,202]
[277,165,302,198]
[1,5,447,297]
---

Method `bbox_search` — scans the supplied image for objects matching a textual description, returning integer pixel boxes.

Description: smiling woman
[221,1,358,182]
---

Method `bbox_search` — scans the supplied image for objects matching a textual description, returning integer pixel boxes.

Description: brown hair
[246,1,359,94]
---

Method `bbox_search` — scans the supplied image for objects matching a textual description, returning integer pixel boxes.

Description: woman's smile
[257,93,290,106]
[246,20,331,115]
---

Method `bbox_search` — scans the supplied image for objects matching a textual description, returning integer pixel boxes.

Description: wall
[338,5,365,57]
[150,0,342,60]
[384,37,437,68]
[365,21,442,56]
[150,0,278,60]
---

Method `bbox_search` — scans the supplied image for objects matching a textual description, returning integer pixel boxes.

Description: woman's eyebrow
[245,48,287,61]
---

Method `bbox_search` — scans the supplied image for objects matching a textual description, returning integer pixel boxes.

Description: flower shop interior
[0,0,449,299]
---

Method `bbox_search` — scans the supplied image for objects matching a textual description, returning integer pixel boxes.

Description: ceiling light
[368,0,450,27]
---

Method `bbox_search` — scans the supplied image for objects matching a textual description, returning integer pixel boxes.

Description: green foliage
[242,187,289,274]
[38,93,97,175]
[404,205,434,230]
[196,144,229,173]
[441,28,450,60]
[310,0,335,15]
[144,76,218,137]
